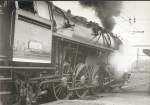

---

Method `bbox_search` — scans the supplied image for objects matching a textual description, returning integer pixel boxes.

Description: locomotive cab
[0,1,55,105]
[13,1,53,64]
[0,1,55,65]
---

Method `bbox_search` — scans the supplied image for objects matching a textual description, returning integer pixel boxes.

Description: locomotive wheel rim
[52,82,69,100]
[74,64,89,98]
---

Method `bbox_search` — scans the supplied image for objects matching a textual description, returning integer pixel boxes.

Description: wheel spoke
[56,87,62,97]
[54,84,62,90]
[90,66,95,80]
[56,86,62,95]
[53,82,68,100]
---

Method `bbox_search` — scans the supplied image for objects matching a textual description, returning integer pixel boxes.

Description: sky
[53,1,150,71]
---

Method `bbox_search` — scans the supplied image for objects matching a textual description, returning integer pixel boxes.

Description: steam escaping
[108,44,136,79]
[79,1,122,31]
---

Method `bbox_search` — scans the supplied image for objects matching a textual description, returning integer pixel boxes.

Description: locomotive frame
[0,1,122,105]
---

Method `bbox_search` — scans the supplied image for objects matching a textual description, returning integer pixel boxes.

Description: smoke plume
[79,0,122,31]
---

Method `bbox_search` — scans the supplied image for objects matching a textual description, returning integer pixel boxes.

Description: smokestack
[79,0,122,32]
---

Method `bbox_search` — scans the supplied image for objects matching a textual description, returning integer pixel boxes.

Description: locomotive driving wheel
[52,81,69,100]
[87,65,99,95]
[74,64,99,98]
[74,64,89,98]
[52,62,71,100]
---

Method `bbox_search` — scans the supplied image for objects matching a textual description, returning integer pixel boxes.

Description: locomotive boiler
[0,1,122,105]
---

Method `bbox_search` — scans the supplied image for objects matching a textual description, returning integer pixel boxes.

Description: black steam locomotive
[0,1,122,105]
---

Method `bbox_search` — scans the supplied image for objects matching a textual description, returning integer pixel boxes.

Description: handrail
[0,66,56,70]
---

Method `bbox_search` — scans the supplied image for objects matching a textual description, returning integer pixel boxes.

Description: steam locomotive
[0,1,122,105]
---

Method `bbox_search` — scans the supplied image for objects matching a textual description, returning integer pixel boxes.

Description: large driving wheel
[52,63,71,100]
[52,81,69,100]
[74,64,89,98]
[87,65,100,95]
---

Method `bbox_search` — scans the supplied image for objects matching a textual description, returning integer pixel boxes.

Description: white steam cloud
[108,44,136,79]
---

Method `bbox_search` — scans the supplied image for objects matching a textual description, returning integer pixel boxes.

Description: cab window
[35,1,50,20]
[18,1,35,13]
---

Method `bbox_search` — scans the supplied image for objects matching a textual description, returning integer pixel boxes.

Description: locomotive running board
[0,77,12,81]
[69,85,97,91]
[30,75,59,81]
[0,91,11,95]
[0,66,56,70]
